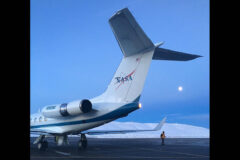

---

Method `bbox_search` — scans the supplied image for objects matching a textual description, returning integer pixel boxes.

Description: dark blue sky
[31,0,209,128]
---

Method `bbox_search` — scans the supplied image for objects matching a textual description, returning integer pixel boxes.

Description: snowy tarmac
[30,137,209,160]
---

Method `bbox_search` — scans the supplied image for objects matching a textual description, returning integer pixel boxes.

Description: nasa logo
[115,70,135,84]
[114,70,136,90]
[114,57,140,90]
[115,75,133,83]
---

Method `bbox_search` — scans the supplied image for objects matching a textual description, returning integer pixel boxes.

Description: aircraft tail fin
[92,8,155,103]
[91,8,201,103]
[109,8,154,57]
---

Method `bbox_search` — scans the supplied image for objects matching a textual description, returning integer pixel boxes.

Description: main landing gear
[34,134,88,151]
[34,135,48,151]
[37,140,48,151]
[78,134,87,150]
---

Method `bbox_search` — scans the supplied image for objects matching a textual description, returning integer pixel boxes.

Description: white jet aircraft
[30,8,201,151]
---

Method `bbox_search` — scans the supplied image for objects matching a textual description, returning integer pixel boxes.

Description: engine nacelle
[42,99,92,118]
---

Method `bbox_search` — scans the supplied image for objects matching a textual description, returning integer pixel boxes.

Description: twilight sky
[31,0,209,128]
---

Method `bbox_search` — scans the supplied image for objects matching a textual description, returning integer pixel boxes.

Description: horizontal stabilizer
[109,8,154,57]
[153,47,202,61]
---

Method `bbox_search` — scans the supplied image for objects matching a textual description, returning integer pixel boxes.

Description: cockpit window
[46,106,56,110]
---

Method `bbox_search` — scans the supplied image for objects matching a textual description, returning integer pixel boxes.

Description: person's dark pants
[161,138,165,145]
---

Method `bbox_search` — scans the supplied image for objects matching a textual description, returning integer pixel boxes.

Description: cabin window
[39,117,42,122]
[44,117,47,121]
[34,118,37,123]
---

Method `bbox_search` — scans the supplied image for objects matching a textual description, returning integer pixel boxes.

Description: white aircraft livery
[30,8,201,151]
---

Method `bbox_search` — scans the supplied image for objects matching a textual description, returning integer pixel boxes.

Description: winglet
[153,117,167,131]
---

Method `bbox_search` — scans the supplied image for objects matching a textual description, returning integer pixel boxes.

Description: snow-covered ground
[31,121,209,138]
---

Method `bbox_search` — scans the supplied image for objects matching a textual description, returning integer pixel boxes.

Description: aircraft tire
[37,141,48,151]
[77,140,88,150]
[43,141,48,149]
[78,134,88,150]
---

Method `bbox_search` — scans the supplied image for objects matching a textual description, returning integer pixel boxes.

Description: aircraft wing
[83,117,166,135]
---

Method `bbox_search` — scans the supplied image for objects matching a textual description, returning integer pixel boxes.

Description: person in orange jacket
[160,131,166,145]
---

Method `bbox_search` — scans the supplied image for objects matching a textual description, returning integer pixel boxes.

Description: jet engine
[42,99,92,118]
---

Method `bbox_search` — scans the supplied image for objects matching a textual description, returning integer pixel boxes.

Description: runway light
[138,103,142,108]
